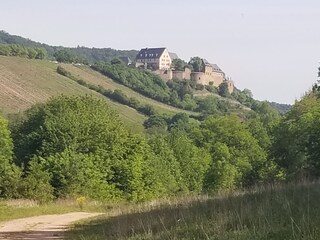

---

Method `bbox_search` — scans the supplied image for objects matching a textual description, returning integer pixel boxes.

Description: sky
[1,0,320,104]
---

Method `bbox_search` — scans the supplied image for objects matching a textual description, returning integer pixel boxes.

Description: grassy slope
[67,182,320,240]
[62,64,199,116]
[0,56,146,132]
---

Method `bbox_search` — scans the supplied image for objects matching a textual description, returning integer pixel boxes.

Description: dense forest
[0,78,319,202]
[0,30,138,63]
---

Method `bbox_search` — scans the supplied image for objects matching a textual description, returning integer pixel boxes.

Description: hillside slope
[61,64,198,116]
[0,56,146,132]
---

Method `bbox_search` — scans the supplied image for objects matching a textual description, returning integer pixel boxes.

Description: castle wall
[172,68,191,80]
[154,69,173,82]
[191,72,224,87]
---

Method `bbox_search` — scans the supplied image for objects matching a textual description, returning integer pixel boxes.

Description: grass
[66,182,320,240]
[0,198,106,222]
[0,56,146,132]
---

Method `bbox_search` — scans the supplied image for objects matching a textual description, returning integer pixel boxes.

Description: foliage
[218,81,230,97]
[143,115,168,129]
[0,115,21,198]
[0,30,138,63]
[268,101,292,114]
[167,130,211,193]
[171,58,189,71]
[272,94,320,178]
[198,115,270,190]
[11,96,201,202]
[54,49,77,63]
[188,57,203,72]
[0,44,47,59]
[92,62,171,103]
[56,66,157,116]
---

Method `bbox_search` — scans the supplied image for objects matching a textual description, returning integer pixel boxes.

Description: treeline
[1,87,320,203]
[0,95,280,203]
[0,44,47,59]
[57,66,157,116]
[0,30,137,63]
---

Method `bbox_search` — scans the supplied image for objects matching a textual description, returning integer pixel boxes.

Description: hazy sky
[1,0,320,104]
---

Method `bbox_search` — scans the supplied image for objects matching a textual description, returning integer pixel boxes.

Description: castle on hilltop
[134,47,234,93]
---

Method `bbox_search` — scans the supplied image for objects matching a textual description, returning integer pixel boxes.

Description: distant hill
[269,101,292,114]
[0,30,138,63]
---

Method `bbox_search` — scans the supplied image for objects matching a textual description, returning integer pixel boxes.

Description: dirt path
[0,212,103,240]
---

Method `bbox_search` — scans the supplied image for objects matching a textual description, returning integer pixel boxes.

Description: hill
[61,64,199,116]
[0,30,138,63]
[0,56,146,132]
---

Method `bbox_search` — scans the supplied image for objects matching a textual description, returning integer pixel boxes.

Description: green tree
[218,81,230,98]
[188,57,203,72]
[0,116,21,198]
[35,47,47,59]
[171,58,187,71]
[27,48,37,59]
[200,115,269,189]
[272,94,320,178]
[168,129,210,192]
[143,115,168,129]
[12,95,170,201]
[54,49,74,63]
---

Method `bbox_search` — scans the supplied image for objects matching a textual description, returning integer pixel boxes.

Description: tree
[0,115,21,198]
[11,95,172,201]
[27,48,37,59]
[143,115,168,129]
[168,129,210,192]
[171,58,187,71]
[271,94,320,178]
[54,49,74,63]
[35,48,47,59]
[218,81,230,98]
[111,58,123,65]
[200,115,269,189]
[188,57,203,72]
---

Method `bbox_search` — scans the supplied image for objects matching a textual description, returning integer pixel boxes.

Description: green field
[0,56,146,132]
[67,182,320,240]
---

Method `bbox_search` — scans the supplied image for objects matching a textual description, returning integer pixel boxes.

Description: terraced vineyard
[0,56,147,132]
[61,64,199,116]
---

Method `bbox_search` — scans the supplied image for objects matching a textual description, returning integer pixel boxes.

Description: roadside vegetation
[67,182,320,240]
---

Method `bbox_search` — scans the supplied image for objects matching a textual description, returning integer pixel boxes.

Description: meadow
[66,182,319,240]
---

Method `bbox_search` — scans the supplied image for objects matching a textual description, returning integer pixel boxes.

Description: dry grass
[67,182,320,240]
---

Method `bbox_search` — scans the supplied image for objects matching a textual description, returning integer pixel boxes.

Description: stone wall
[172,68,191,80]
[190,72,224,87]
[154,69,173,82]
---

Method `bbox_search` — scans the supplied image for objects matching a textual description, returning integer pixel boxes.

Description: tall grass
[67,182,320,240]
